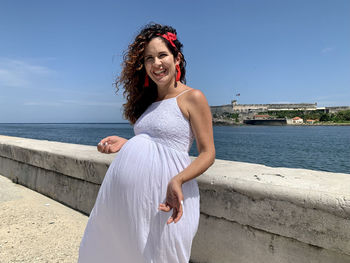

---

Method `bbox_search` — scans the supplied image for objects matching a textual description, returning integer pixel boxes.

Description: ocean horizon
[0,123,349,175]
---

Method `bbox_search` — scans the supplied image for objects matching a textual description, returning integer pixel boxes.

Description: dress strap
[175,89,192,98]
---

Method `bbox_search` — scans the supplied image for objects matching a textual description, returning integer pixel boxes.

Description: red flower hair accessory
[157,32,177,49]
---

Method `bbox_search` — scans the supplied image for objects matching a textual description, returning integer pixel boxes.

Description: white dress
[78,89,200,263]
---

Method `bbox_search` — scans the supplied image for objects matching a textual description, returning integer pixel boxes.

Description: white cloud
[270,101,293,104]
[23,101,62,106]
[24,100,121,107]
[321,47,334,54]
[0,68,29,87]
[306,93,350,107]
[0,58,55,88]
[61,99,121,107]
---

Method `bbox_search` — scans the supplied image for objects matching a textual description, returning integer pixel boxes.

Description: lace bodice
[133,89,194,153]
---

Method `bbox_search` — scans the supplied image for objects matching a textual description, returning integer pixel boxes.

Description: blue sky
[1,0,349,123]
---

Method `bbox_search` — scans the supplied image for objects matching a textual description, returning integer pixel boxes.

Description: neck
[156,81,180,99]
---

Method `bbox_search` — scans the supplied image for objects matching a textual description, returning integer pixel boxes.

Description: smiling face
[144,37,180,88]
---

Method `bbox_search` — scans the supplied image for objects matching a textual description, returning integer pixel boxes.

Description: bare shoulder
[186,88,207,105]
[177,86,209,120]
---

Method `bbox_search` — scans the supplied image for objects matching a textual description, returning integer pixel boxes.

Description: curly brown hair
[116,23,187,124]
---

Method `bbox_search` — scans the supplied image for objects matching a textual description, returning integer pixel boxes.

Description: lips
[154,69,165,74]
[153,69,167,78]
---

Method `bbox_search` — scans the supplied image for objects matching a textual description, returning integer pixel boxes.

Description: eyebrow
[144,51,168,58]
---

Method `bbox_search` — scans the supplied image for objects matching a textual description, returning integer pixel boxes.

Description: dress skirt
[78,134,200,263]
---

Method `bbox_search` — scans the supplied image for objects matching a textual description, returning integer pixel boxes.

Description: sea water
[0,123,349,174]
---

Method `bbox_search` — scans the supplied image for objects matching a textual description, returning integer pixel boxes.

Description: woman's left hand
[159,177,184,224]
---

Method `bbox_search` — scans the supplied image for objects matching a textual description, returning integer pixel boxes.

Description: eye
[159,53,167,58]
[144,56,154,62]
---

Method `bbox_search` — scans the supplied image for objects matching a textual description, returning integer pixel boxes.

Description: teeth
[154,70,166,74]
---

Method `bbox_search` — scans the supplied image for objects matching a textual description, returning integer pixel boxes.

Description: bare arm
[176,89,215,183]
[159,89,215,224]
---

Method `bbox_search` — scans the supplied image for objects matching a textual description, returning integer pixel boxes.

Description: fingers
[159,200,184,224]
[173,200,183,223]
[158,203,171,212]
[97,141,111,153]
[97,136,126,154]
[159,203,176,224]
[100,137,111,145]
[167,212,175,224]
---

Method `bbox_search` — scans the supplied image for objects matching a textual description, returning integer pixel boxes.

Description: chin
[152,76,172,86]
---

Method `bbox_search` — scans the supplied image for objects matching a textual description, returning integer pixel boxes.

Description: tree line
[258,109,350,122]
[213,109,350,123]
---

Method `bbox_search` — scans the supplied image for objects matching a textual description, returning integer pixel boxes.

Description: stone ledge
[191,213,350,263]
[196,158,350,255]
[0,135,114,184]
[1,135,350,260]
[0,156,99,214]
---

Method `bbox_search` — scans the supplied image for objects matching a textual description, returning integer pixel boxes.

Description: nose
[153,57,162,66]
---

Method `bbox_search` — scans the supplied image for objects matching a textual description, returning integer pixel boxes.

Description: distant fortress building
[210,100,318,115]
[210,99,350,118]
[210,99,350,125]
[231,100,317,113]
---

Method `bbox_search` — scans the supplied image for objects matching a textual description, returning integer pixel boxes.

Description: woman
[78,23,215,263]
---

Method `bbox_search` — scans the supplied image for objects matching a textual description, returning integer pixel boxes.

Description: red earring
[176,65,181,82]
[144,75,149,87]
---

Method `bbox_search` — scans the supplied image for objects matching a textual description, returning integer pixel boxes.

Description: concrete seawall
[0,135,350,263]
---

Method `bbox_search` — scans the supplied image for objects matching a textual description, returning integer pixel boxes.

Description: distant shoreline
[1,121,349,126]
[295,123,350,126]
[212,119,350,126]
[0,122,130,125]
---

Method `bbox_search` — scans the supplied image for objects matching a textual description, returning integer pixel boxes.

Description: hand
[159,177,184,224]
[97,136,128,154]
